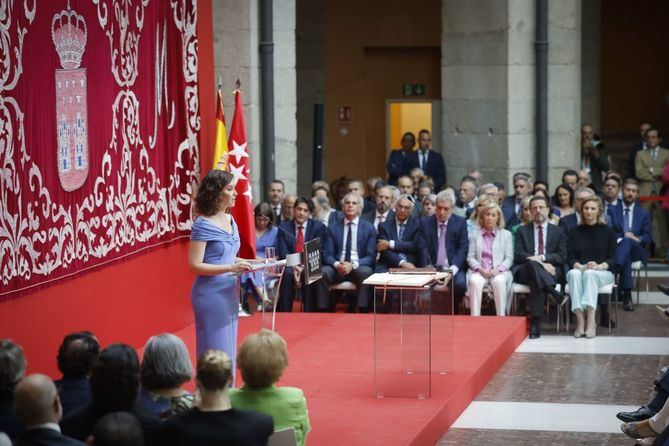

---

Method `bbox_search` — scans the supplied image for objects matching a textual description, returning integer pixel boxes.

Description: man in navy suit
[15,374,85,446]
[601,174,622,222]
[501,173,531,227]
[361,186,394,231]
[609,179,652,311]
[559,187,595,234]
[276,197,328,312]
[386,132,415,186]
[403,129,446,191]
[375,194,424,272]
[321,192,377,312]
[420,190,468,312]
[55,332,99,417]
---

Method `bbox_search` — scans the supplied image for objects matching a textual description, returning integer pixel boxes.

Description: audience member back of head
[87,412,143,446]
[0,339,27,440]
[55,331,100,417]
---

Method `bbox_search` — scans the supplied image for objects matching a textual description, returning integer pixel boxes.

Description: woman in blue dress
[189,170,252,381]
[241,203,279,311]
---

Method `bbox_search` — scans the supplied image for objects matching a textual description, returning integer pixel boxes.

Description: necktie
[538,225,544,256]
[344,222,353,262]
[398,223,405,239]
[420,152,425,169]
[624,208,630,232]
[296,225,304,253]
[653,149,658,161]
[378,213,385,225]
[273,206,280,217]
[437,223,447,266]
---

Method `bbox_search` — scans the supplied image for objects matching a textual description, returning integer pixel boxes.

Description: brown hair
[196,350,232,391]
[237,329,288,388]
[195,170,234,216]
[580,196,606,225]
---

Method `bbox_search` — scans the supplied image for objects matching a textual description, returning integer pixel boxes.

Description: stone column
[441,0,581,189]
[212,0,298,198]
[581,0,601,131]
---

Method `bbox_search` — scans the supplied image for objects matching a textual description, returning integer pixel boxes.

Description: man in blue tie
[609,179,652,311]
[375,194,424,272]
[321,192,377,312]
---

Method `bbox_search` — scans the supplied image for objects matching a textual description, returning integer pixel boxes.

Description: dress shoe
[616,406,657,423]
[623,290,634,311]
[658,283,669,297]
[529,318,541,339]
[621,420,659,439]
[656,306,669,320]
[545,286,564,303]
[600,308,617,329]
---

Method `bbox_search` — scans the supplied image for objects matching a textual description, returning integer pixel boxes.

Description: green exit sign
[403,83,425,96]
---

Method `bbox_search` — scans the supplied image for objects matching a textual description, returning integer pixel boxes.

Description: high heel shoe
[621,420,659,439]
[585,306,597,338]
[573,309,585,338]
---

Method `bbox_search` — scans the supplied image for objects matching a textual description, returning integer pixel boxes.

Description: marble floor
[438,266,669,445]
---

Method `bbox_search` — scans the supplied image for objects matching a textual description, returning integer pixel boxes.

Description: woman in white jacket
[467,201,514,316]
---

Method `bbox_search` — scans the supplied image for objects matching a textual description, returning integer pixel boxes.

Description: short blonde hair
[476,201,505,229]
[237,329,288,388]
[469,196,493,222]
[196,350,232,391]
[580,196,606,225]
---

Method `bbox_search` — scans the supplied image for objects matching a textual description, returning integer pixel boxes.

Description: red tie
[538,225,544,256]
[296,225,304,253]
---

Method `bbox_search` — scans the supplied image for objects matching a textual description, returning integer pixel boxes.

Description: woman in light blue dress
[241,203,278,310]
[189,170,252,381]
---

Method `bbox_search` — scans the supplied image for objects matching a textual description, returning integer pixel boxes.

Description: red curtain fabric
[0,1,201,299]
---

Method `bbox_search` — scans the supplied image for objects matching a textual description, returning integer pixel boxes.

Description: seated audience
[466,202,513,316]
[553,183,575,218]
[242,203,278,312]
[267,179,285,221]
[561,169,579,191]
[320,192,376,313]
[617,365,669,423]
[566,196,616,338]
[55,331,100,417]
[609,179,652,312]
[160,350,273,446]
[376,194,424,272]
[230,329,311,446]
[312,195,341,227]
[532,189,560,224]
[601,174,622,218]
[493,181,506,205]
[513,196,568,338]
[60,344,159,443]
[457,176,478,218]
[87,412,144,446]
[509,196,533,241]
[421,194,436,217]
[280,194,297,223]
[277,197,328,312]
[502,173,531,227]
[361,185,394,231]
[559,187,595,233]
[421,190,468,312]
[409,168,425,192]
[467,195,494,236]
[347,179,373,214]
[138,334,194,419]
[14,374,84,445]
[397,175,422,218]
[479,183,500,204]
[417,181,433,203]
[0,339,27,440]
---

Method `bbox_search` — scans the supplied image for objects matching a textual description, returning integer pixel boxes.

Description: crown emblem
[51,3,87,70]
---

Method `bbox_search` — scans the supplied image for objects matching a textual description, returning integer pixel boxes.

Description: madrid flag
[227,89,256,259]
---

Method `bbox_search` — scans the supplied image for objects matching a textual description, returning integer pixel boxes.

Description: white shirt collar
[29,422,61,433]
[345,216,360,225]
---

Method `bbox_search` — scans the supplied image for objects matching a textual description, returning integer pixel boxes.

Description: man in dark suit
[420,190,468,311]
[376,194,424,272]
[403,129,446,191]
[361,186,394,231]
[609,179,652,311]
[14,374,85,445]
[267,179,285,221]
[276,197,328,312]
[457,176,478,218]
[347,179,374,214]
[513,196,568,338]
[559,187,595,234]
[0,339,27,441]
[601,174,622,222]
[502,173,531,227]
[386,132,415,186]
[55,332,99,417]
[321,192,377,312]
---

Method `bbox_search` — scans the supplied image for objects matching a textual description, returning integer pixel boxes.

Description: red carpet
[159,314,527,446]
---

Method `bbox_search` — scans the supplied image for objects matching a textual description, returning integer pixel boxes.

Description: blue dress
[190,216,241,379]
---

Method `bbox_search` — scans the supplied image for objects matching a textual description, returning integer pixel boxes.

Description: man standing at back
[267,180,285,222]
[386,132,415,186]
[403,129,446,191]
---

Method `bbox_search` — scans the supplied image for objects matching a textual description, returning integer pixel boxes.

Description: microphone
[256,213,304,267]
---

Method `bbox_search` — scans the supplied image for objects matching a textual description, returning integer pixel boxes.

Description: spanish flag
[212,90,229,170]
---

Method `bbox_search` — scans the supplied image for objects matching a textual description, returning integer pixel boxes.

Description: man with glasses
[513,196,568,339]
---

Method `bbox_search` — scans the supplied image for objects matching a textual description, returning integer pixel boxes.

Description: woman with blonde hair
[230,329,311,446]
[466,202,514,316]
[161,350,273,446]
[566,196,616,338]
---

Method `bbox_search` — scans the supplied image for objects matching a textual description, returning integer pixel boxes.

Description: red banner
[0,1,201,298]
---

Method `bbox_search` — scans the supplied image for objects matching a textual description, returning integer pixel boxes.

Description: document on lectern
[363,272,450,287]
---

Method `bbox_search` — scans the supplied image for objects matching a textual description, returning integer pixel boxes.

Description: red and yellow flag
[212,89,229,170]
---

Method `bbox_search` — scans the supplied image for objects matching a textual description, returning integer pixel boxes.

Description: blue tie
[398,223,405,239]
[623,208,630,232]
[344,222,352,262]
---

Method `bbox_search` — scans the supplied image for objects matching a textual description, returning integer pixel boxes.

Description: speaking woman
[189,170,252,381]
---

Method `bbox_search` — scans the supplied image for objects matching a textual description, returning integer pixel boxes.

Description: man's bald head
[14,374,61,426]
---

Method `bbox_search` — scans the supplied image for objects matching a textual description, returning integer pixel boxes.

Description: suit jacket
[230,386,310,446]
[16,427,85,446]
[361,210,395,230]
[276,219,327,260]
[55,378,91,417]
[420,214,468,270]
[501,195,521,227]
[386,150,409,185]
[635,147,669,196]
[609,203,652,254]
[376,216,424,272]
[467,228,513,271]
[403,150,446,190]
[326,209,343,226]
[512,223,568,278]
[558,213,578,233]
[323,218,377,268]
